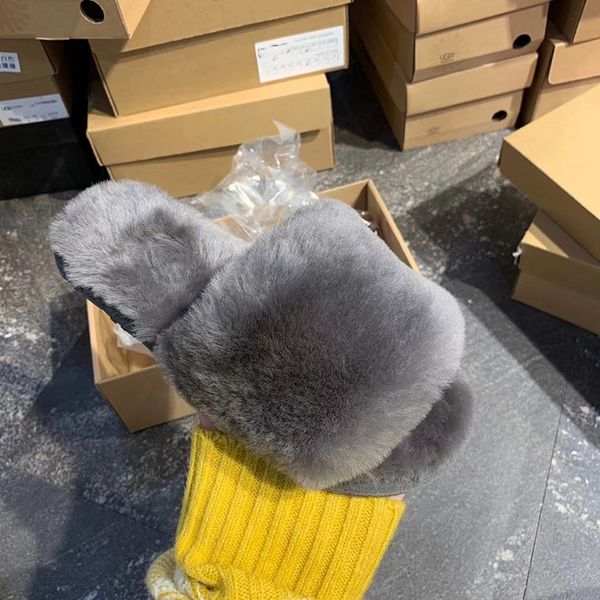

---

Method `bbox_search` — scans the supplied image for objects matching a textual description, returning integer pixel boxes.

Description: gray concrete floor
[1,61,599,599]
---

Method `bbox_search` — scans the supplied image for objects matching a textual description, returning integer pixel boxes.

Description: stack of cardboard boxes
[86,0,353,197]
[0,0,148,198]
[0,39,101,198]
[521,0,600,122]
[351,0,550,149]
[500,85,600,335]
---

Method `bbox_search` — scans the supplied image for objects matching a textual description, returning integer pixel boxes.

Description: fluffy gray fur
[332,375,473,496]
[157,200,466,490]
[49,181,247,343]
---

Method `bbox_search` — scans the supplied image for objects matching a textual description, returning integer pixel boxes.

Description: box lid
[91,0,351,54]
[546,28,600,85]
[551,0,600,43]
[500,85,600,260]
[384,0,547,34]
[87,75,332,166]
[355,16,536,115]
[0,0,150,39]
[519,211,600,298]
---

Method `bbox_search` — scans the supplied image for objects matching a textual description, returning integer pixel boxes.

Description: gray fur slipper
[50,180,472,495]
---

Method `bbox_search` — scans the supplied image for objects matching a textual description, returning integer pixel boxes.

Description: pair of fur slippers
[50,180,472,496]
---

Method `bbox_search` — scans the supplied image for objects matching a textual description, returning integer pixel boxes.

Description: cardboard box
[88,75,334,198]
[86,179,419,431]
[551,0,600,43]
[353,32,524,149]
[513,271,600,334]
[384,0,548,35]
[513,210,600,335]
[92,6,349,115]
[90,0,351,54]
[0,0,150,39]
[0,75,71,128]
[108,127,334,199]
[354,0,548,82]
[0,118,104,199]
[541,28,600,85]
[354,18,537,116]
[517,211,600,299]
[520,32,600,122]
[0,40,63,85]
[500,85,600,260]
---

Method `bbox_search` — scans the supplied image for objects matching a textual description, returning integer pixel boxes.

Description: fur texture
[49,181,247,343]
[332,375,473,495]
[157,200,466,490]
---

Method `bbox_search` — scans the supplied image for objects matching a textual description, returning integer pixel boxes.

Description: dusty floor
[1,61,599,600]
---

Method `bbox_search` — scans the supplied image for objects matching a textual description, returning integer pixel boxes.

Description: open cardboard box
[355,0,548,82]
[92,5,349,115]
[513,212,600,334]
[86,179,419,432]
[0,0,150,39]
[551,0,600,43]
[353,32,525,150]
[500,85,600,261]
[87,74,335,198]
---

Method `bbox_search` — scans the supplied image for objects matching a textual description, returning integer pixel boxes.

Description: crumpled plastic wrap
[189,122,319,241]
[114,323,154,357]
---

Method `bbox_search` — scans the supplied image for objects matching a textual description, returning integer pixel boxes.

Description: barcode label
[0,52,21,73]
[0,94,68,126]
[255,26,345,83]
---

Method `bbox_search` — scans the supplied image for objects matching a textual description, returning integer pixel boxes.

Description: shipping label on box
[0,52,21,73]
[0,94,68,126]
[255,25,346,83]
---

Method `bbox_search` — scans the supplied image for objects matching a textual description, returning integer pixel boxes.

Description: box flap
[547,29,600,85]
[500,85,600,260]
[386,0,547,35]
[356,12,536,115]
[88,75,332,166]
[0,0,151,39]
[91,0,351,54]
[551,0,600,43]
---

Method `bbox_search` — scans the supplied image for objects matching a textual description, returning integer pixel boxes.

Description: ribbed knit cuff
[170,427,404,600]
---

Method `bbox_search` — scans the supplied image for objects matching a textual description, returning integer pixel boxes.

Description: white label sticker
[255,26,345,83]
[0,94,68,126]
[0,52,21,73]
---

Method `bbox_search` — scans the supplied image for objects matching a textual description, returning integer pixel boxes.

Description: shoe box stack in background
[500,85,600,335]
[520,0,600,122]
[0,0,351,200]
[351,0,551,149]
[0,0,152,199]
[0,38,102,198]
[86,0,352,198]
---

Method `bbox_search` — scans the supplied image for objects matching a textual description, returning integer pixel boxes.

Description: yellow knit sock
[147,428,405,600]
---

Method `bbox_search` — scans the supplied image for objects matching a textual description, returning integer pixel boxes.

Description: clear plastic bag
[189,123,319,241]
